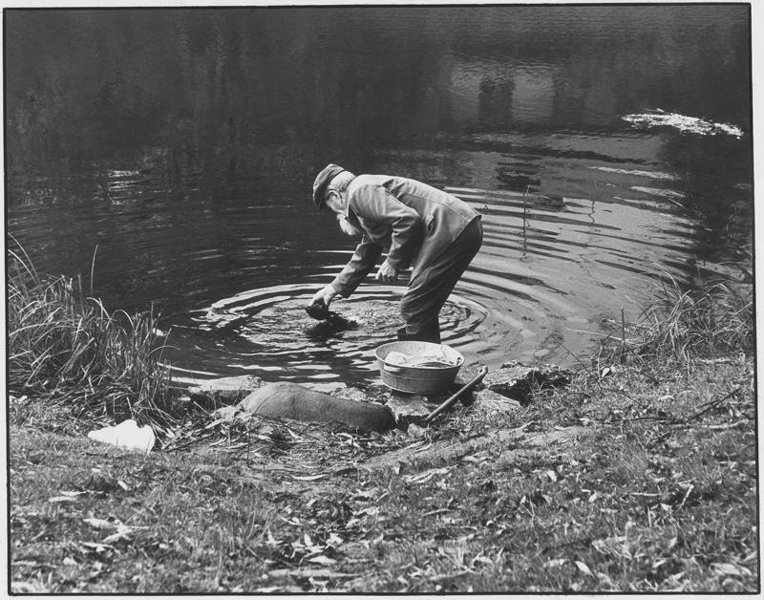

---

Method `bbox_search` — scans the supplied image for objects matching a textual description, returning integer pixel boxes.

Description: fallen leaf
[596,571,614,586]
[575,561,593,576]
[83,517,114,530]
[712,562,752,577]
[742,550,758,564]
[266,529,279,547]
[48,496,79,503]
[462,453,489,464]
[592,536,630,559]
[471,554,495,568]
[403,466,452,484]
[80,541,114,553]
[407,424,428,438]
[307,555,337,566]
[102,524,138,544]
[543,558,567,568]
[665,571,685,586]
[290,473,329,481]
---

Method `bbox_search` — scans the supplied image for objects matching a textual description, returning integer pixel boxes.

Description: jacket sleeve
[330,235,383,298]
[351,184,423,270]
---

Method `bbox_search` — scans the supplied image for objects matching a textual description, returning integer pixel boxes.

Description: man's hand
[375,259,399,283]
[311,284,338,308]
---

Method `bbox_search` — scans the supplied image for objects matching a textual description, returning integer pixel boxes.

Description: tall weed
[639,274,753,360]
[597,273,753,367]
[8,240,177,430]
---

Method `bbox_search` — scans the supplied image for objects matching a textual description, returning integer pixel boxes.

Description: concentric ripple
[162,283,488,388]
[161,177,697,388]
[8,127,706,390]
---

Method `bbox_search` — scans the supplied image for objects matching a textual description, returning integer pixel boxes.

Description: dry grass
[640,274,753,360]
[8,238,179,432]
[591,273,753,373]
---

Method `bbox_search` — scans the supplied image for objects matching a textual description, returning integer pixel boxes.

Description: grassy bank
[8,267,757,593]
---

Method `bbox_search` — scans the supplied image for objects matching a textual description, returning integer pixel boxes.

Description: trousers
[398,218,483,344]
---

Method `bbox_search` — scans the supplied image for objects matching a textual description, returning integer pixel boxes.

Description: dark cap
[312,163,345,210]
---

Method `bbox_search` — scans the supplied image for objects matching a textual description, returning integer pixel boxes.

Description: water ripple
[163,283,489,387]
[9,172,700,388]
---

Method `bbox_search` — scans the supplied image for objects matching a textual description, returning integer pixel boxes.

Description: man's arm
[311,235,382,307]
[329,235,383,297]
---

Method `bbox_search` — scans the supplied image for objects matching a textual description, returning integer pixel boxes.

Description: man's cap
[312,163,345,210]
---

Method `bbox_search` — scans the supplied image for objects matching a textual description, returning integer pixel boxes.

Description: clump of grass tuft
[638,274,753,361]
[8,239,178,431]
[596,273,753,368]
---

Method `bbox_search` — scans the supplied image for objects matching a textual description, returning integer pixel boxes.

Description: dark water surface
[6,6,752,388]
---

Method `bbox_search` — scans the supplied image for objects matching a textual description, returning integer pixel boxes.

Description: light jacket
[330,174,480,297]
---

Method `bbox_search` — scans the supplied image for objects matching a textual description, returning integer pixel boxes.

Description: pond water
[6,6,752,388]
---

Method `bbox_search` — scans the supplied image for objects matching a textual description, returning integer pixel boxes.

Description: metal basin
[374,341,464,395]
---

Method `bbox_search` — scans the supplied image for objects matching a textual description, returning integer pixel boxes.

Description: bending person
[310,164,482,344]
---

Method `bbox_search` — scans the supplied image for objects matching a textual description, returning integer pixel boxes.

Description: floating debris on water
[589,166,677,181]
[630,186,686,199]
[622,109,744,138]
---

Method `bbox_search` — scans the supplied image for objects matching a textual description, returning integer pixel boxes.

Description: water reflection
[6,6,749,176]
[5,6,751,384]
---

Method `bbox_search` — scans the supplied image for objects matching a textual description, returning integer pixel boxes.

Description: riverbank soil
[8,353,756,593]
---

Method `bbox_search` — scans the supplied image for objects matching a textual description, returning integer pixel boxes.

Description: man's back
[347,174,480,278]
[349,174,478,226]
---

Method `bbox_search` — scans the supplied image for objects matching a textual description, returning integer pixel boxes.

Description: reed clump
[641,274,752,360]
[597,273,753,368]
[8,242,178,430]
